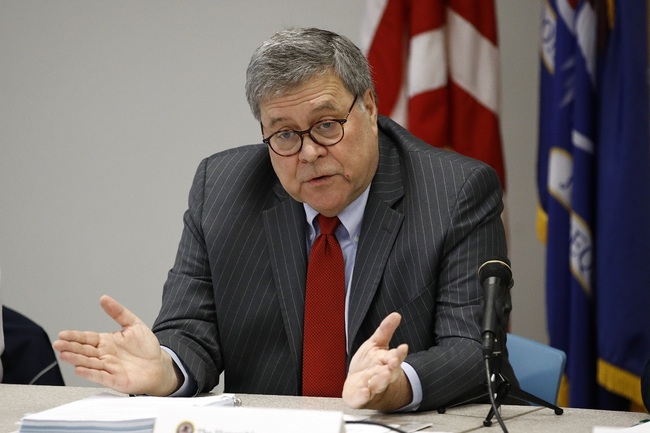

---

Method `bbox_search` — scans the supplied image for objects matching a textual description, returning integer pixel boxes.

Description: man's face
[260,74,379,217]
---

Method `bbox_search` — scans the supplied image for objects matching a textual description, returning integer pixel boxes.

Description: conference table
[0,383,647,433]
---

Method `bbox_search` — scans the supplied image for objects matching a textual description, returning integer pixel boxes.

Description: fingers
[52,298,125,370]
[348,312,405,375]
[368,312,402,348]
[367,344,408,390]
[99,295,143,329]
[53,330,104,371]
[379,343,409,367]
[53,295,141,351]
[57,348,106,370]
[53,332,101,357]
[55,329,100,346]
[54,334,114,388]
[344,363,401,408]
[344,314,412,410]
[344,343,409,407]
[344,380,372,408]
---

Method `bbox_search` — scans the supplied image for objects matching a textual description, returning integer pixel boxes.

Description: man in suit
[54,27,516,412]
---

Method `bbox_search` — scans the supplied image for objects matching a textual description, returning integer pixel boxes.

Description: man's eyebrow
[311,100,339,114]
[266,101,341,129]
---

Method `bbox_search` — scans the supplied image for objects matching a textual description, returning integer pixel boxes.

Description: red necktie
[302,214,347,397]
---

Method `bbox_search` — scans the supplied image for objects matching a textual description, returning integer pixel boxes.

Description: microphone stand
[438,263,562,431]
[437,334,563,430]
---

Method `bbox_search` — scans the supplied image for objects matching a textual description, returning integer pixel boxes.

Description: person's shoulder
[378,116,487,169]
[189,143,275,187]
[198,143,272,173]
[204,143,268,163]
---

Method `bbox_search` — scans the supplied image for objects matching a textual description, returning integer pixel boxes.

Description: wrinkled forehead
[259,74,353,122]
[258,68,342,105]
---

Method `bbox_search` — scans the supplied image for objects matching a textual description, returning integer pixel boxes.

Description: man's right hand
[53,295,182,396]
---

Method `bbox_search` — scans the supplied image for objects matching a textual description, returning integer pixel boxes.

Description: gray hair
[245,27,375,121]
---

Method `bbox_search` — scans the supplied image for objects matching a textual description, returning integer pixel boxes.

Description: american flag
[360,0,506,189]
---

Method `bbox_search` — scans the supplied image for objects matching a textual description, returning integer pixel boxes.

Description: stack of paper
[19,392,239,433]
[19,392,435,433]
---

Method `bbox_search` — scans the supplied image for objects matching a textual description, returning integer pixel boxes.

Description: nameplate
[153,405,345,433]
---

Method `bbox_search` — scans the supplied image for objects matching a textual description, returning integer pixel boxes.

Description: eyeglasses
[261,96,357,157]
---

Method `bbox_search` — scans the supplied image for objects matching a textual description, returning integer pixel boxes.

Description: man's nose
[298,134,327,161]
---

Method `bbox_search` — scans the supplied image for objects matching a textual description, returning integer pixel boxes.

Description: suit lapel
[263,184,307,368]
[347,135,405,349]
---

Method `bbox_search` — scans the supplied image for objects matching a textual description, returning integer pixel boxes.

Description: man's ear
[363,88,378,123]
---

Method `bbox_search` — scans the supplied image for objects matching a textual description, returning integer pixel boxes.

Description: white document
[19,392,239,433]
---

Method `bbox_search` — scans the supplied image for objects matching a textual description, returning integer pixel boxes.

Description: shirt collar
[304,185,370,242]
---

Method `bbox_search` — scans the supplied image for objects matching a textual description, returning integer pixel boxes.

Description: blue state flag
[595,0,650,408]
[537,0,650,409]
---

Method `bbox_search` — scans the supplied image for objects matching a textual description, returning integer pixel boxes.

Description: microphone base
[437,354,563,425]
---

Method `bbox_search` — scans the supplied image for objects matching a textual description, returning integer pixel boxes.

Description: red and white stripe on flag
[360,0,506,189]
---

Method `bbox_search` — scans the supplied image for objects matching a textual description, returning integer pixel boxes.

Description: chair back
[506,333,566,404]
[1,306,65,385]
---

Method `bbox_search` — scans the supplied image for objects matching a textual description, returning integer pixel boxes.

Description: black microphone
[479,258,512,359]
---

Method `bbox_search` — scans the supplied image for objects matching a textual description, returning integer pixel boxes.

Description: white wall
[0,0,545,387]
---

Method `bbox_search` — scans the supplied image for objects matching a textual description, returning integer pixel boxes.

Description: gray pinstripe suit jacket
[152,116,516,411]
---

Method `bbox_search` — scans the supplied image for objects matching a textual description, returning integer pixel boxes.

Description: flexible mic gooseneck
[478,259,512,359]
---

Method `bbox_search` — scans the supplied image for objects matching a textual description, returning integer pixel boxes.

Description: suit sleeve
[405,162,508,411]
[152,158,222,394]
